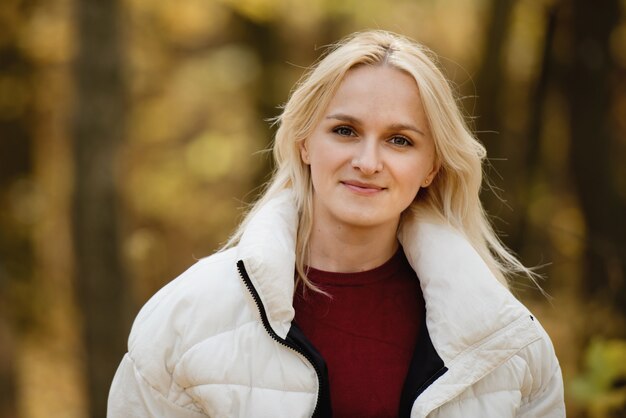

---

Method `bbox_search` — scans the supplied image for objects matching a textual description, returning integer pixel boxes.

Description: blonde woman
[108,30,565,417]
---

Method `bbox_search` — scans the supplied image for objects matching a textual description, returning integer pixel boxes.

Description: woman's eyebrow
[326,113,361,125]
[388,122,425,137]
[326,113,425,137]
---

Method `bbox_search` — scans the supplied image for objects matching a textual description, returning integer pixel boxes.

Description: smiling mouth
[341,181,385,194]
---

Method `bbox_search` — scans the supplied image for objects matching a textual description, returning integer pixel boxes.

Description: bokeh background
[1,0,625,417]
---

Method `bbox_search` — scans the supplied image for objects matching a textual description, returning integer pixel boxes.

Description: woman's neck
[307,220,400,273]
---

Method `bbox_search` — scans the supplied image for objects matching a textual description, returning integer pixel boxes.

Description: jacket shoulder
[427,316,565,418]
[125,247,254,396]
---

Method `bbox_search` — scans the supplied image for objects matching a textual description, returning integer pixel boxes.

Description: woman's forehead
[321,65,428,132]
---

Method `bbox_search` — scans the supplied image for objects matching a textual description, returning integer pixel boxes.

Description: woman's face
[300,65,438,233]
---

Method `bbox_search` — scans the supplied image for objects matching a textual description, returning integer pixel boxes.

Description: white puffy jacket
[108,190,565,417]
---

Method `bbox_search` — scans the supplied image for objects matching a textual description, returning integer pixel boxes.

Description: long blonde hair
[224,30,536,290]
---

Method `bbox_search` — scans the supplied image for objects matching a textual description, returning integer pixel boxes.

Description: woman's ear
[299,140,310,165]
[422,162,440,187]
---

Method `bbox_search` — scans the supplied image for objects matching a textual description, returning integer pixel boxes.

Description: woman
[108,30,565,417]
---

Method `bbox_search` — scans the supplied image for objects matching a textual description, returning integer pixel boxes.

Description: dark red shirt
[293,248,424,418]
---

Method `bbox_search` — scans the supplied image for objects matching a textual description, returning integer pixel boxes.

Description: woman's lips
[341,181,385,195]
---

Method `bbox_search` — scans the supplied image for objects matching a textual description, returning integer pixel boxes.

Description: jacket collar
[237,190,299,339]
[236,190,539,372]
[397,217,542,416]
[397,217,534,363]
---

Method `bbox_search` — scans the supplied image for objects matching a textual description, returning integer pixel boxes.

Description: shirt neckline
[305,247,406,287]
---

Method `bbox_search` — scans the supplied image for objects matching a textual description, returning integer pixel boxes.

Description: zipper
[237,260,323,417]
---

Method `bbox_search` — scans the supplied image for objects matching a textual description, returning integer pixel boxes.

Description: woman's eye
[333,126,355,136]
[389,136,412,146]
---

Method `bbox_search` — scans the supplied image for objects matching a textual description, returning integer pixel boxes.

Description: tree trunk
[0,318,17,418]
[0,1,37,414]
[565,0,626,318]
[473,0,519,246]
[70,0,131,416]
[475,0,516,148]
[512,5,559,255]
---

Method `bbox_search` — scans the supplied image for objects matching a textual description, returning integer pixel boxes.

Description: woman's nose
[351,141,383,175]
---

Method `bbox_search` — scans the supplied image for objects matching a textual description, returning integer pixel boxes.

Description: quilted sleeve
[107,353,207,418]
[518,365,565,418]
[517,319,566,418]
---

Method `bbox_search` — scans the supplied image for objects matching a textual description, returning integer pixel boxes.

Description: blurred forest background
[1,0,625,416]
